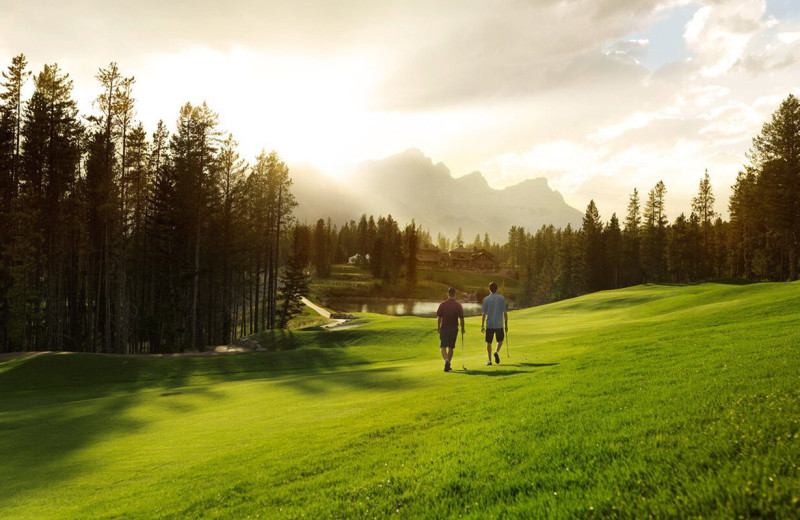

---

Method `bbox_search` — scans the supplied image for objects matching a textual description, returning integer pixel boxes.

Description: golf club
[461,330,466,371]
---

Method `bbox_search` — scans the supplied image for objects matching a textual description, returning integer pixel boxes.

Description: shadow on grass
[449,362,559,376]
[707,277,760,286]
[0,334,417,505]
[273,366,408,394]
[453,368,529,376]
[0,333,409,402]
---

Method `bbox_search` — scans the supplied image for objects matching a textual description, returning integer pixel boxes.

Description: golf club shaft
[462,331,466,370]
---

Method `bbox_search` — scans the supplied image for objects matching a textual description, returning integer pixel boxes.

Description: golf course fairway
[1,282,799,519]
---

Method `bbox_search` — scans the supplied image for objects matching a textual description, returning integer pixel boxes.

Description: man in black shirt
[436,287,465,372]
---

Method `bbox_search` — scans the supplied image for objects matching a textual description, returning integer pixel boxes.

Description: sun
[133,45,379,175]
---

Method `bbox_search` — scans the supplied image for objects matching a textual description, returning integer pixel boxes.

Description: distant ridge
[291,148,582,240]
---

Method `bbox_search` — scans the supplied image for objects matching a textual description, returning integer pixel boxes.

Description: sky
[1,0,799,218]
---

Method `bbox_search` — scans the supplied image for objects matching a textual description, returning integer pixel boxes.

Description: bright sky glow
[1,0,799,218]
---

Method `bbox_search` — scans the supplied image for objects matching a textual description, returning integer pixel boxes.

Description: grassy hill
[1,282,799,519]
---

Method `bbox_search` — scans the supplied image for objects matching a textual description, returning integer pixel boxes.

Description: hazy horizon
[2,0,799,218]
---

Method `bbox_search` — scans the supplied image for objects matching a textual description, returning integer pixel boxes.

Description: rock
[233,337,262,350]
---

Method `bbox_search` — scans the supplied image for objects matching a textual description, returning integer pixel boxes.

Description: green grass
[417,268,519,300]
[1,282,799,519]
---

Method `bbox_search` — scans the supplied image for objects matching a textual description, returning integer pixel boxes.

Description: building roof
[449,246,473,254]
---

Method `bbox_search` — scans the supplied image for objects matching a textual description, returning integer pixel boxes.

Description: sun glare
[133,46,378,174]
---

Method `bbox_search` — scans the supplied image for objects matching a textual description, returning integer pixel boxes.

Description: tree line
[0,55,298,353]
[511,94,799,306]
[1,52,796,352]
[304,214,422,289]
[297,87,798,308]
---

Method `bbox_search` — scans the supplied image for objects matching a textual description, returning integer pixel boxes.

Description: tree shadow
[707,278,760,286]
[0,333,417,506]
[517,362,559,367]
[272,366,408,394]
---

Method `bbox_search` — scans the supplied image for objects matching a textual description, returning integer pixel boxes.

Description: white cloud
[2,0,800,224]
[589,111,669,141]
[684,0,767,77]
[690,85,731,106]
[776,31,800,43]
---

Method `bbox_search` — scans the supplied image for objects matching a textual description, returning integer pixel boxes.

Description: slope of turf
[1,282,799,519]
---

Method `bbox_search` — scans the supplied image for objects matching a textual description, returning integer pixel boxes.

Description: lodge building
[416,243,497,272]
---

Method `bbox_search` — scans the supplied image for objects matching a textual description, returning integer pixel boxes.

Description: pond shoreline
[323,296,477,304]
[325,298,484,318]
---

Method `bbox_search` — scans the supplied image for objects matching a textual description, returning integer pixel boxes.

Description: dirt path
[301,296,333,318]
[300,297,350,329]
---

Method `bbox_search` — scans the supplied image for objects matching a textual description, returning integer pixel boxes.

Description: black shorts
[440,328,459,349]
[485,328,505,343]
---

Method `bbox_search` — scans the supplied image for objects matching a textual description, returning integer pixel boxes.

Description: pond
[328,299,483,318]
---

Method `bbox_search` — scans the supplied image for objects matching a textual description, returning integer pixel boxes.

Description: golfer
[481,282,508,365]
[436,287,465,372]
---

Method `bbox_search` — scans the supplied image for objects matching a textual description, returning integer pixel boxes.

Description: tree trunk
[191,225,200,351]
[271,186,283,329]
[104,224,111,352]
[253,260,260,334]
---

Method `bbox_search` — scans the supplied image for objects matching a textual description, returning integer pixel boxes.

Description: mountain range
[290,148,582,242]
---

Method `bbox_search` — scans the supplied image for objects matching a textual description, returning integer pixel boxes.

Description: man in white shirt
[480,282,508,366]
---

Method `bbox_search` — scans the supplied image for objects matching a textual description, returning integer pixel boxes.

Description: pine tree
[312,219,330,277]
[581,200,605,291]
[216,133,246,343]
[405,221,418,291]
[605,213,622,289]
[20,64,84,350]
[622,188,642,285]
[642,181,667,282]
[749,94,800,279]
[692,169,716,277]
[84,62,133,352]
[0,54,30,351]
[555,224,578,298]
[278,225,310,328]
[170,102,221,350]
[0,54,30,200]
[146,120,180,351]
[728,169,759,278]
[357,215,369,255]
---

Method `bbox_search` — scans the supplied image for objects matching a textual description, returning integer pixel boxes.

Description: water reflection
[329,299,483,318]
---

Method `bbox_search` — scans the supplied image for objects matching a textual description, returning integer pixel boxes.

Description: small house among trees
[416,242,448,267]
[471,249,496,271]
[448,246,474,269]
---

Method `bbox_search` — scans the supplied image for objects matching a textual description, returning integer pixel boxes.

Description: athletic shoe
[494,352,500,364]
[444,362,451,372]
[486,361,492,366]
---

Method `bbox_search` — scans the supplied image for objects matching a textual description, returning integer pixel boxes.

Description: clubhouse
[417,243,497,271]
